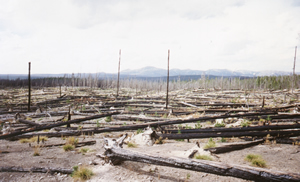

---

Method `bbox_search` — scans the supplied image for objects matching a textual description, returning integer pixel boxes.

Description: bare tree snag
[166,49,170,109]
[117,49,121,97]
[28,62,31,112]
[0,166,73,174]
[204,139,264,154]
[101,136,300,182]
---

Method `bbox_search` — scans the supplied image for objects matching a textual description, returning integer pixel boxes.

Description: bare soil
[1,131,299,182]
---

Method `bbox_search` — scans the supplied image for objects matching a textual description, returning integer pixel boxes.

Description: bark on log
[159,129,300,140]
[104,147,300,182]
[0,112,120,140]
[204,139,264,154]
[0,166,73,174]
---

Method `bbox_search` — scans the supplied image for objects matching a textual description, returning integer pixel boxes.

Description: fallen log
[162,124,300,134]
[159,129,300,140]
[32,140,96,148]
[101,136,300,182]
[204,139,264,154]
[0,166,73,174]
[0,112,120,140]
[17,119,42,127]
[6,112,283,140]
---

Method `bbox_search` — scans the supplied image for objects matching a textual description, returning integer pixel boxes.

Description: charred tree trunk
[103,146,300,182]
[0,166,73,174]
[204,139,264,154]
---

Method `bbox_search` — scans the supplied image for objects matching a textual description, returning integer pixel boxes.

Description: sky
[0,0,300,74]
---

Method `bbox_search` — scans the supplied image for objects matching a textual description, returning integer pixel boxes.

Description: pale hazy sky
[0,0,300,74]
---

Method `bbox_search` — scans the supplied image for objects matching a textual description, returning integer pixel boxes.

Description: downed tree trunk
[101,136,300,182]
[0,112,120,140]
[17,119,42,127]
[162,124,300,134]
[159,129,300,140]
[32,140,96,148]
[204,139,264,154]
[0,166,73,174]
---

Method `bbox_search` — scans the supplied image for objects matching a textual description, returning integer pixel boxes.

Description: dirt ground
[1,131,299,182]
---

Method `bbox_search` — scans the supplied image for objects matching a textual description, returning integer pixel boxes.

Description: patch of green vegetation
[136,129,144,134]
[251,158,267,168]
[194,121,202,129]
[80,148,89,154]
[162,113,168,118]
[206,121,212,125]
[203,138,216,149]
[71,165,94,181]
[105,116,112,122]
[194,154,213,161]
[214,122,226,127]
[127,142,137,148]
[66,137,78,146]
[96,120,101,128]
[127,106,132,111]
[241,120,251,127]
[220,137,227,143]
[245,154,267,168]
[63,144,74,151]
[185,124,192,129]
[186,173,191,179]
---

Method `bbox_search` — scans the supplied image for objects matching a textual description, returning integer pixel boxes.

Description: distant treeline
[0,74,299,91]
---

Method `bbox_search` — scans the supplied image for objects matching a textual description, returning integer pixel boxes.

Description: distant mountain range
[0,66,293,80]
[121,66,292,77]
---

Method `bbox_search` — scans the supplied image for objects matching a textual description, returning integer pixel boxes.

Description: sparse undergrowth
[127,142,137,148]
[214,122,226,127]
[203,138,216,149]
[71,165,94,181]
[63,137,78,151]
[154,137,165,144]
[194,154,213,161]
[63,144,74,151]
[19,136,48,143]
[245,154,267,168]
[33,145,40,156]
[80,148,89,155]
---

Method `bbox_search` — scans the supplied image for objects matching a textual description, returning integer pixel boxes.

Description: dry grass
[245,154,267,168]
[66,137,78,146]
[33,145,40,156]
[71,165,94,181]
[154,137,165,144]
[19,136,48,143]
[63,144,74,151]
[194,154,213,161]
[203,138,216,149]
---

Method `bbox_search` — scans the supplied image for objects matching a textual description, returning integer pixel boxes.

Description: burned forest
[1,74,300,182]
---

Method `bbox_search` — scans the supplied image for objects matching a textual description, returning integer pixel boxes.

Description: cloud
[0,0,299,74]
